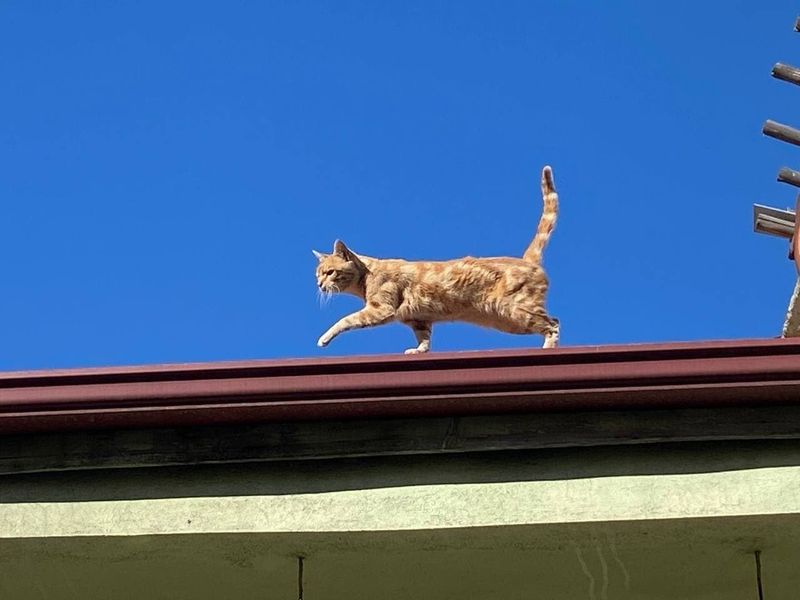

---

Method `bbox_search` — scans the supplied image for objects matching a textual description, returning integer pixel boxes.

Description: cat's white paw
[404,348,428,355]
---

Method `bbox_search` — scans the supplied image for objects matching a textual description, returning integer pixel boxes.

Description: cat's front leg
[318,306,395,347]
[404,321,432,354]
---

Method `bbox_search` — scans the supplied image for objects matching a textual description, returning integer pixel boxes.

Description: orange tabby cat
[314,165,560,354]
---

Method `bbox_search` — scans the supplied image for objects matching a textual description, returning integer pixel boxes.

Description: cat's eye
[325,270,335,276]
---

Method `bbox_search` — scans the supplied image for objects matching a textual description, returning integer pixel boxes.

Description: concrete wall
[2,440,799,598]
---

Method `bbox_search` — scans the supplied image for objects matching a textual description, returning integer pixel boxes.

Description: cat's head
[313,240,366,294]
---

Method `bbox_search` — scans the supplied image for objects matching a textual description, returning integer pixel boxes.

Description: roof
[3,338,800,435]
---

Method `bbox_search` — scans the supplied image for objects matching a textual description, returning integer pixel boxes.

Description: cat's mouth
[319,282,340,294]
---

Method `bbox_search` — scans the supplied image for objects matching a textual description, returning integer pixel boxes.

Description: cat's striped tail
[522,165,558,263]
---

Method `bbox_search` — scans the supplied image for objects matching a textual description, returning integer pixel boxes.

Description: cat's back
[371,255,542,293]
[370,254,532,270]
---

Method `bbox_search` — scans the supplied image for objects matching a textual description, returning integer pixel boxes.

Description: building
[1,338,799,598]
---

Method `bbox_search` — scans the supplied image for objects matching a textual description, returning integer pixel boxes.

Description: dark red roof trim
[2,338,800,434]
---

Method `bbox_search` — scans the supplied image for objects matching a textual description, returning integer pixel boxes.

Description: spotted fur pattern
[315,166,560,354]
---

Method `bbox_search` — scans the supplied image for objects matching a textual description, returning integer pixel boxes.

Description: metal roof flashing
[2,338,800,435]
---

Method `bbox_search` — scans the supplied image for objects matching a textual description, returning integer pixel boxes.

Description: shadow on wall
[2,438,800,503]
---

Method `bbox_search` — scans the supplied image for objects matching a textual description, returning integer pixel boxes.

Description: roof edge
[2,338,800,434]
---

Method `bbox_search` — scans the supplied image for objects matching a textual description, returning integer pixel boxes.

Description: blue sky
[2,1,799,369]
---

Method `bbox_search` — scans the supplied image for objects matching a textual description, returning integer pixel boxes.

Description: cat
[314,165,560,354]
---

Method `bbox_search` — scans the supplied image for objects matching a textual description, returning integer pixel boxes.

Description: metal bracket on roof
[753,204,795,239]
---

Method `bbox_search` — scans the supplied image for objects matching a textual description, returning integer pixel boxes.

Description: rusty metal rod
[778,167,800,188]
[764,120,800,147]
[773,63,800,86]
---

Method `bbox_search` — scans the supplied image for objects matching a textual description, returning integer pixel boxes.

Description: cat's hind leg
[503,307,559,349]
[404,321,432,354]
[542,316,559,348]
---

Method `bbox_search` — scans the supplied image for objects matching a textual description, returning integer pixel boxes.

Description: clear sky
[2,1,800,369]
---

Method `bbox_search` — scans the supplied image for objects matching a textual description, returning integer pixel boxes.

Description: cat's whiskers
[317,284,339,307]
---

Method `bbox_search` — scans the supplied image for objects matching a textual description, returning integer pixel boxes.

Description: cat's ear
[312,250,325,262]
[333,239,351,259]
[333,239,366,270]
